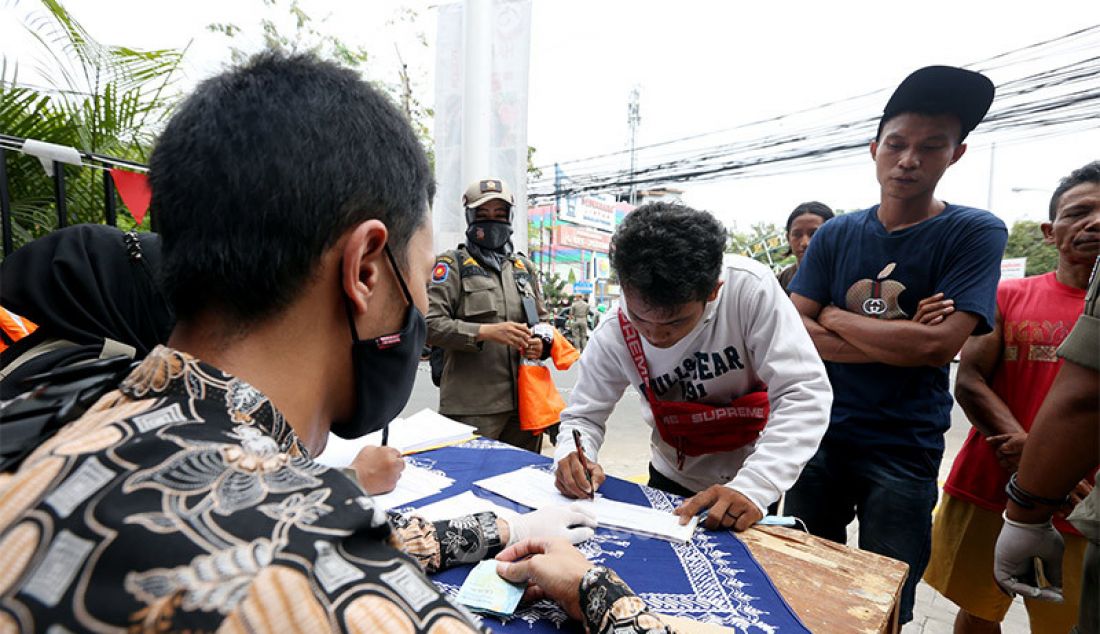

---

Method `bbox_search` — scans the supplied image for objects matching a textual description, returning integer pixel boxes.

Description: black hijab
[0,224,174,396]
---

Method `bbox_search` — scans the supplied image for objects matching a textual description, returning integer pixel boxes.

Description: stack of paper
[371,463,455,510]
[315,408,477,468]
[474,467,699,543]
[381,409,478,454]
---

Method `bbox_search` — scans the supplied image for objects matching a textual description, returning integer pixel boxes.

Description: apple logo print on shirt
[845,262,909,320]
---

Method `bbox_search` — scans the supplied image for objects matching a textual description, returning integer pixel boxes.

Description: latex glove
[993,514,1065,602]
[505,503,598,546]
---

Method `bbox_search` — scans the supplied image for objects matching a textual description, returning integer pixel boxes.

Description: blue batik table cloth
[397,439,809,633]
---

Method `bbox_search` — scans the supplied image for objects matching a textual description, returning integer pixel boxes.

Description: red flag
[110,169,151,225]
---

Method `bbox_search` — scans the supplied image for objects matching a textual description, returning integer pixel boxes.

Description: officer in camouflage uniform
[570,294,590,352]
[427,178,551,451]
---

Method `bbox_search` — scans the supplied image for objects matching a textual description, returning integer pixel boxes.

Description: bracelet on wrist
[1005,472,1069,510]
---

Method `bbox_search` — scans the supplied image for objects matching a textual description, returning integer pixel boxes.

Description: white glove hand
[993,514,1065,602]
[506,503,598,546]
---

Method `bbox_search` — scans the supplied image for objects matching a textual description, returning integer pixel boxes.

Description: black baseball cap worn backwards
[879,65,995,142]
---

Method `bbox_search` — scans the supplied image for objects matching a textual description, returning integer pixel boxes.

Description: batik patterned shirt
[0,346,664,633]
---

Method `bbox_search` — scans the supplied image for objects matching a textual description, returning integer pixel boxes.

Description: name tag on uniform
[522,297,539,327]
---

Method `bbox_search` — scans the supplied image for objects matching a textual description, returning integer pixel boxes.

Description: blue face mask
[332,246,427,440]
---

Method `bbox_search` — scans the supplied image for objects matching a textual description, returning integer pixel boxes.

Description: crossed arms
[791,292,978,367]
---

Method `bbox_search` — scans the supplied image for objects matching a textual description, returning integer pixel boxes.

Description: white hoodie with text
[553,256,833,514]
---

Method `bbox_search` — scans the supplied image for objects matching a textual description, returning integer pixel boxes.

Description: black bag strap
[0,355,135,472]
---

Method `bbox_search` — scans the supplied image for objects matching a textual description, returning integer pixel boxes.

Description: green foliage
[2,0,185,252]
[540,272,569,307]
[1004,220,1058,276]
[208,0,369,67]
[208,0,434,151]
[527,146,542,179]
[726,221,792,271]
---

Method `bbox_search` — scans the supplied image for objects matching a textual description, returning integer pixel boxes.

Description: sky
[2,0,1098,233]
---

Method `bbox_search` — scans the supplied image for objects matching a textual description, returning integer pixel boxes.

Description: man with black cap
[427,178,552,451]
[785,65,1009,624]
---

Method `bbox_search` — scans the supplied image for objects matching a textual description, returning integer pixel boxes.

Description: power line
[529,29,1100,200]
[533,25,1100,174]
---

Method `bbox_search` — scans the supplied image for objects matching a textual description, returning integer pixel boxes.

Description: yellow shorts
[923,492,1087,633]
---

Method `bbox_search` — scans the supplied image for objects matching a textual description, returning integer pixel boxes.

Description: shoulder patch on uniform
[462,265,489,278]
[437,254,456,266]
[431,262,450,284]
[462,256,478,267]
[513,258,527,271]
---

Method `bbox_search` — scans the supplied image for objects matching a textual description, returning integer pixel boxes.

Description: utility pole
[986,142,996,211]
[394,44,413,120]
[550,163,561,277]
[627,86,641,206]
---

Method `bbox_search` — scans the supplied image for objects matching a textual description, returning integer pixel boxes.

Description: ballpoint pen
[572,429,595,499]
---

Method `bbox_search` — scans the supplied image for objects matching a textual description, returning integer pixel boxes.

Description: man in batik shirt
[0,53,670,633]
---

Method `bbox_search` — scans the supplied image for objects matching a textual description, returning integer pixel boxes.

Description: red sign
[555,225,611,252]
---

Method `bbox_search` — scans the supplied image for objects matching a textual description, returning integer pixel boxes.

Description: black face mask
[332,246,427,440]
[466,220,512,251]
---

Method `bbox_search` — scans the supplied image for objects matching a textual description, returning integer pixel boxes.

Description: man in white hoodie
[554,203,833,531]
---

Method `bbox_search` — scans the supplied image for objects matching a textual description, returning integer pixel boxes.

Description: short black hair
[785,201,834,234]
[150,52,434,324]
[1049,161,1100,221]
[610,202,726,309]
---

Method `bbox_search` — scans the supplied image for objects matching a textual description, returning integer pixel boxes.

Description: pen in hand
[572,429,595,499]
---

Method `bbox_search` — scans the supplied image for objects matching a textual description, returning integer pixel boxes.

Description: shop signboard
[555,225,612,252]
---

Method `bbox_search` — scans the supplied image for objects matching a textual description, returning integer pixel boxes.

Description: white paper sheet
[315,408,477,468]
[412,491,520,523]
[474,467,699,543]
[314,433,373,468]
[371,463,455,510]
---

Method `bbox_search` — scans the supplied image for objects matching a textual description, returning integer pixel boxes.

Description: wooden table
[739,526,909,634]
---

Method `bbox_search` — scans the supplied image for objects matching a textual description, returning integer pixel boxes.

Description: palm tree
[1,0,185,253]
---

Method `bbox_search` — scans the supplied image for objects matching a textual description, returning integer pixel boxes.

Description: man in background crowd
[992,165,1099,634]
[785,65,1008,625]
[571,293,591,351]
[926,161,1100,633]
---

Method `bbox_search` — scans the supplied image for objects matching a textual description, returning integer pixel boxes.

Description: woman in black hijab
[0,224,174,397]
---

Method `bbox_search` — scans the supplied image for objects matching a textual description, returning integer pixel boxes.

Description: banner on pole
[433,0,533,253]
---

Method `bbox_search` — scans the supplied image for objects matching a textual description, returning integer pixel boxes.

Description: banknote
[455,560,525,617]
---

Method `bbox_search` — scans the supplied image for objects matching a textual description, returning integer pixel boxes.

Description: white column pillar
[461,0,492,185]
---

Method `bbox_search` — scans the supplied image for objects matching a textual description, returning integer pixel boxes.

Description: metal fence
[0,134,149,258]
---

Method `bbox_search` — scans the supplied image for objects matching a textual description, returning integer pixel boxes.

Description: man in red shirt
[924,161,1100,633]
